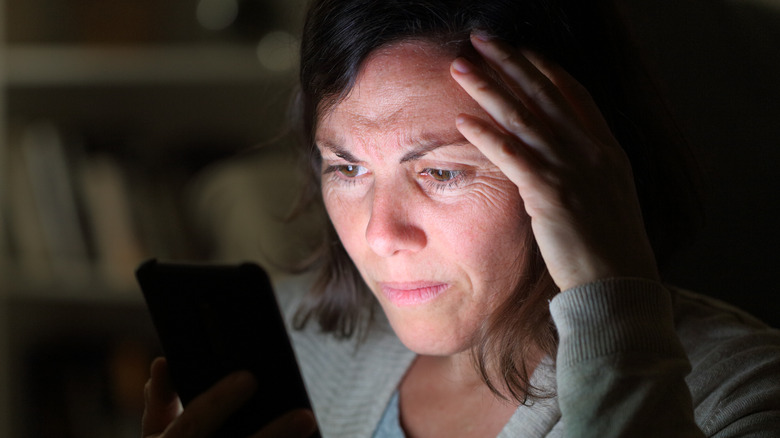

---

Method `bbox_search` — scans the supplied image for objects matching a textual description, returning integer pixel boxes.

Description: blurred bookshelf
[0,0,307,436]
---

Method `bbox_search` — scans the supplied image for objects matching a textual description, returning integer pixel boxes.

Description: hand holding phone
[136,259,319,438]
[142,357,317,438]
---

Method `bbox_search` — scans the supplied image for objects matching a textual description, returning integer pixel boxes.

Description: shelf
[5,285,144,306]
[3,44,294,86]
[0,260,144,306]
[3,281,144,306]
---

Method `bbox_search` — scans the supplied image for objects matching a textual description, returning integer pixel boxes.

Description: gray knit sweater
[275,276,780,437]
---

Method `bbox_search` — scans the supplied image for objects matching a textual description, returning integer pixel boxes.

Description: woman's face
[316,42,528,356]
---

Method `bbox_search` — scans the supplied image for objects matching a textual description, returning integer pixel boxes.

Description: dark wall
[621,0,780,326]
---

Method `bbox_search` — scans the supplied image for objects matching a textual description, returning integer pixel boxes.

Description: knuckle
[498,137,519,158]
[500,50,518,66]
[469,121,489,137]
[529,79,558,102]
[491,43,515,64]
[505,107,531,133]
[473,79,494,96]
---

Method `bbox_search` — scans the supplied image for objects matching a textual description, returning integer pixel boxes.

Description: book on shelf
[4,122,56,285]
[1,120,149,290]
[0,125,13,271]
[78,153,146,289]
[1,116,255,291]
[19,121,92,285]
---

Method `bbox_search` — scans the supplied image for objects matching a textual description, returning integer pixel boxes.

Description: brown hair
[291,0,700,404]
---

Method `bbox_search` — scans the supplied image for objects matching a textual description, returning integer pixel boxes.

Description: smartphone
[136,259,317,437]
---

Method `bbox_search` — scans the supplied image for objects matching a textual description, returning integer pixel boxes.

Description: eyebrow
[317,132,471,164]
[400,133,471,162]
[318,141,360,163]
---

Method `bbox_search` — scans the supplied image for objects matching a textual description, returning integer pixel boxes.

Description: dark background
[620,0,780,327]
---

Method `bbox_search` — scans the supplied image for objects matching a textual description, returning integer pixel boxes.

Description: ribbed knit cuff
[550,278,682,367]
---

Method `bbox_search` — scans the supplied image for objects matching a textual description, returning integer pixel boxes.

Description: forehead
[316,41,482,144]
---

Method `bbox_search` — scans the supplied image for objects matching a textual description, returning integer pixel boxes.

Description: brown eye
[339,164,366,177]
[426,168,457,182]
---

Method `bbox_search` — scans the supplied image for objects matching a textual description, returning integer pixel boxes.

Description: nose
[365,184,426,257]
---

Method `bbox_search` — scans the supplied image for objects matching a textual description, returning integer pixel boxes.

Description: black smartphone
[136,259,317,437]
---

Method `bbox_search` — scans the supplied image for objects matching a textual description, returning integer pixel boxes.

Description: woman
[143,0,780,437]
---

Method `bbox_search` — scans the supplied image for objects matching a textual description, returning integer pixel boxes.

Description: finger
[164,371,257,438]
[520,48,616,143]
[470,35,582,136]
[450,57,556,160]
[251,409,318,438]
[455,113,546,194]
[142,357,183,437]
[148,357,178,404]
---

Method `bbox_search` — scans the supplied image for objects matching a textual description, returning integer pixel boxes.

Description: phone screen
[136,259,315,437]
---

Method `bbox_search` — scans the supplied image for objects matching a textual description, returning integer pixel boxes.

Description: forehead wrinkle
[317,40,479,163]
[345,88,423,128]
[318,128,470,164]
[320,103,473,163]
[400,131,471,162]
[317,117,404,163]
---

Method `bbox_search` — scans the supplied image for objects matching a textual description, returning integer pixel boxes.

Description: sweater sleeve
[549,278,705,438]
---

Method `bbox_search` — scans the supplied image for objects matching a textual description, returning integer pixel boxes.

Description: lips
[379,282,449,307]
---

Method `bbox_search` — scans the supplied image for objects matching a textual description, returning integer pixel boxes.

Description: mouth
[379,282,449,307]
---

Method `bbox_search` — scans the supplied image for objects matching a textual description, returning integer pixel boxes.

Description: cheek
[443,177,526,237]
[322,185,350,228]
[438,179,528,272]
[322,184,367,251]
[321,183,341,220]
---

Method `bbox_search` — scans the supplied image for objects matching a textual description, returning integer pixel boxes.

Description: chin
[385,313,473,357]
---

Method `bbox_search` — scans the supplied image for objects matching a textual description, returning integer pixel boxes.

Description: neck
[398,351,524,438]
[421,351,487,389]
[407,341,546,401]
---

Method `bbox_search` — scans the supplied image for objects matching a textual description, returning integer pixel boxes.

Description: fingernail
[455,115,466,125]
[452,58,471,74]
[296,410,318,437]
[279,409,318,437]
[471,31,493,42]
[230,371,257,389]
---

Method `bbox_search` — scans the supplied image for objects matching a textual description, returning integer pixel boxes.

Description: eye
[337,164,367,177]
[424,168,459,182]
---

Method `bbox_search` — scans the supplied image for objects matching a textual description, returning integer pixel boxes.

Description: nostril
[365,208,426,257]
